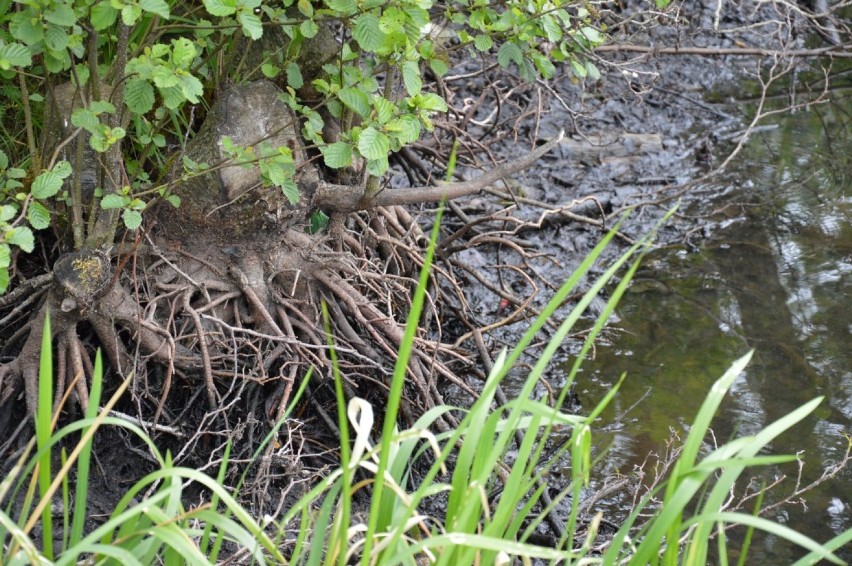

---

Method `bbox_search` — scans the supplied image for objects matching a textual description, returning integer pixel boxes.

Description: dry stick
[471,328,567,542]
[183,291,218,411]
[595,43,852,58]
[314,131,565,212]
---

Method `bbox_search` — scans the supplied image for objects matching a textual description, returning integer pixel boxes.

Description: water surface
[577,89,852,561]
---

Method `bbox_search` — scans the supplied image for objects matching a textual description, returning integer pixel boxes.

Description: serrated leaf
[44,4,76,26]
[386,115,420,144]
[27,201,51,230]
[541,15,562,41]
[300,20,318,38]
[204,0,236,17]
[358,127,390,160]
[280,179,299,205]
[322,142,352,169]
[32,171,63,199]
[90,100,116,114]
[44,26,69,53]
[497,42,523,68]
[286,62,303,88]
[413,93,447,112]
[579,26,603,44]
[401,61,421,96]
[365,156,388,176]
[429,58,448,77]
[139,0,170,19]
[91,2,119,30]
[338,87,371,118]
[122,209,142,230]
[0,43,33,69]
[0,268,8,294]
[100,194,126,209]
[0,243,10,267]
[586,61,601,80]
[326,0,357,16]
[122,4,142,25]
[124,78,155,113]
[165,194,181,208]
[9,12,44,46]
[160,85,185,109]
[473,35,492,52]
[179,74,204,103]
[353,14,384,52]
[0,205,16,222]
[171,38,196,68]
[152,65,179,88]
[6,226,34,253]
[240,11,263,39]
[52,161,73,179]
[373,97,394,124]
[570,58,587,78]
[261,62,280,78]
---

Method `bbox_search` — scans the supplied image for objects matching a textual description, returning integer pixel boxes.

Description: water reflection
[575,93,852,560]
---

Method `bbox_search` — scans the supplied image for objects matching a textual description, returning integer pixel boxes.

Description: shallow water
[575,90,852,560]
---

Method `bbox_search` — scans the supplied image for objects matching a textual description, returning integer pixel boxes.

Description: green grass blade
[70,349,104,547]
[35,311,53,559]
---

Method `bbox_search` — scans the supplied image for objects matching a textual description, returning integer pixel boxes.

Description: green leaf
[0,205,15,222]
[52,161,73,179]
[32,171,63,199]
[44,25,69,52]
[43,4,76,26]
[386,115,420,144]
[586,61,601,80]
[322,142,352,169]
[473,35,492,52]
[179,74,204,103]
[326,0,357,16]
[121,4,143,25]
[309,210,329,234]
[9,12,44,45]
[203,0,237,17]
[160,85,185,109]
[429,58,448,77]
[139,0,170,19]
[570,58,587,78]
[91,2,119,30]
[239,11,263,40]
[171,38,196,68]
[90,100,116,114]
[0,42,33,69]
[122,209,142,230]
[353,14,384,52]
[497,42,523,68]
[0,149,6,170]
[6,226,34,253]
[124,78,155,113]
[261,63,280,78]
[152,65,179,88]
[27,201,51,230]
[412,93,447,112]
[0,243,10,267]
[365,156,388,176]
[358,127,390,160]
[300,20,319,38]
[338,87,371,118]
[401,61,421,96]
[0,268,8,294]
[286,62,303,89]
[280,179,299,205]
[579,26,604,44]
[165,194,181,208]
[100,194,126,210]
[373,96,394,124]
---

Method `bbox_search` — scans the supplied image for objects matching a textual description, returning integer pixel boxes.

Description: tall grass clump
[1,214,849,564]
